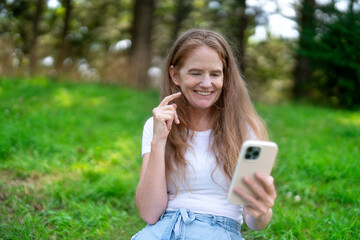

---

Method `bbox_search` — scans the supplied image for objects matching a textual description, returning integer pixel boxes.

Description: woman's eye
[211,73,220,77]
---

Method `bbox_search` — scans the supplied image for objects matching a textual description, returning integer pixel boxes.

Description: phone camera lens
[245,146,261,160]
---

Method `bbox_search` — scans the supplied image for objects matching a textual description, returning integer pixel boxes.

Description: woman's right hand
[152,92,181,141]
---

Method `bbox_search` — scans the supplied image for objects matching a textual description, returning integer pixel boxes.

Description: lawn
[0,77,359,239]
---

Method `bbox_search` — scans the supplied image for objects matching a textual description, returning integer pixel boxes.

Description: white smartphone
[227,140,278,205]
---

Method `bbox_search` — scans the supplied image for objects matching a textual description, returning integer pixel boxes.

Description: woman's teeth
[196,91,212,96]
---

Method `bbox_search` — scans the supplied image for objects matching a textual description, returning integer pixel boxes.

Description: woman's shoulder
[145,116,153,125]
[246,122,258,140]
[143,117,154,130]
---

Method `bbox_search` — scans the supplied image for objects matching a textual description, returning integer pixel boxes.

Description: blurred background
[1,1,360,239]
[1,0,359,109]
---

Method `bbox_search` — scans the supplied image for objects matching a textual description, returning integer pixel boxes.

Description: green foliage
[1,78,359,239]
[297,5,360,109]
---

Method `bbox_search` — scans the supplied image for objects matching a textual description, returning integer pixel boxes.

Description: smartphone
[227,140,278,205]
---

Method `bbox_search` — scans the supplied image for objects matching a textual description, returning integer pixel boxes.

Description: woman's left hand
[233,172,276,229]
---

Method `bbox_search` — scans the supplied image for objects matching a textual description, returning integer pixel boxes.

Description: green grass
[0,77,359,239]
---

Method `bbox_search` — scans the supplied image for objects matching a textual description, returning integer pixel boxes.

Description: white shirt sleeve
[141,117,154,156]
[246,123,258,140]
[248,128,258,140]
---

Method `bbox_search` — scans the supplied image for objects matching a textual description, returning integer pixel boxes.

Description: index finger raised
[159,92,182,107]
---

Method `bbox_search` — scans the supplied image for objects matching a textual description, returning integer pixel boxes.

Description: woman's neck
[188,108,213,131]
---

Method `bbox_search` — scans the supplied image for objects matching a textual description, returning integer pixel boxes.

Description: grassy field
[0,77,359,239]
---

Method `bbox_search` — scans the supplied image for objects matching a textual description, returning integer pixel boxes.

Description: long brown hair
[161,29,268,193]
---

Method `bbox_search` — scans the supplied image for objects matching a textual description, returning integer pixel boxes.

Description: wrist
[244,207,273,231]
[255,208,272,223]
[151,138,167,146]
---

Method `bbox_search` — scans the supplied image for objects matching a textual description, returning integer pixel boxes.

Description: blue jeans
[131,208,244,240]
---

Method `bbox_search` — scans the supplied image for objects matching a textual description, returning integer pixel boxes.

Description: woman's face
[170,46,224,112]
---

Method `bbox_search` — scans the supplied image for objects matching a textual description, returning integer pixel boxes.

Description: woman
[132,29,277,240]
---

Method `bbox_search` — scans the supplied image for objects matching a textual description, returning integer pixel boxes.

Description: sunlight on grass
[114,135,140,160]
[53,88,74,107]
[30,77,49,87]
[84,96,107,107]
[336,113,360,126]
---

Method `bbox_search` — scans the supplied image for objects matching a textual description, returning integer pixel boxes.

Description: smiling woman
[169,46,224,116]
[132,29,274,240]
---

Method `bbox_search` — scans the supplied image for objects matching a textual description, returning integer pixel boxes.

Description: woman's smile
[194,90,212,96]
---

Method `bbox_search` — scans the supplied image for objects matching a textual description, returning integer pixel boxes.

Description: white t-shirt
[142,117,255,223]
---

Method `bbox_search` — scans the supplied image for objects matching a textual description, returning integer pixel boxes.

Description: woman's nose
[199,74,212,87]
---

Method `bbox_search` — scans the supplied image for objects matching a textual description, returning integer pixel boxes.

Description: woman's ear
[169,65,180,86]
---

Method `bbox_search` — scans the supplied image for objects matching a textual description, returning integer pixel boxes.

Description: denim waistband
[159,208,241,240]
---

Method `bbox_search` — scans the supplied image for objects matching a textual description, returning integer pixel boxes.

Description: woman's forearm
[135,140,169,224]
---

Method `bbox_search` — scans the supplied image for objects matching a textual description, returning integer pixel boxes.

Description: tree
[130,0,155,88]
[171,0,193,40]
[292,0,316,99]
[1,0,43,74]
[228,0,249,72]
[206,0,260,72]
[306,3,360,108]
[292,0,360,109]
[29,0,45,76]
[56,0,72,74]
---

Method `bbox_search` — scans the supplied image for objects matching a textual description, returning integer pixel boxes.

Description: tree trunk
[171,0,193,40]
[349,0,355,13]
[236,0,248,73]
[29,0,45,76]
[57,0,72,74]
[293,0,316,98]
[130,0,155,88]
[227,0,248,73]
